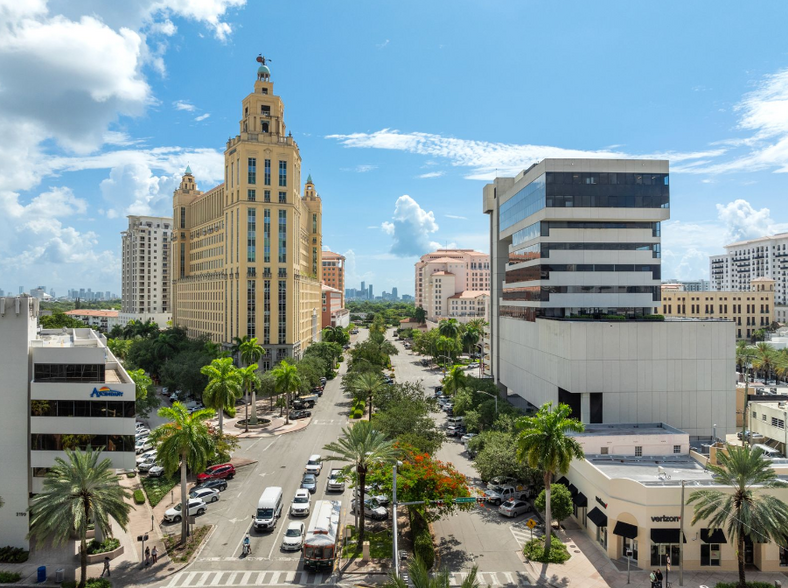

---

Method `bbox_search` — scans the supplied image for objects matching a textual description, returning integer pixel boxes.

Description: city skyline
[3,2,788,295]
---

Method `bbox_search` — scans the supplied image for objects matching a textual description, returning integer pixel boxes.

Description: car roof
[286,521,303,531]
[209,463,232,470]
[308,454,321,461]
[294,489,310,497]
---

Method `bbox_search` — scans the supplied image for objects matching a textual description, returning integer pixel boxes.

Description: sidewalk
[210,404,314,439]
[525,520,788,588]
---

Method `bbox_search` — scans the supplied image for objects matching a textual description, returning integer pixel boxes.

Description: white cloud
[99,162,180,217]
[376,39,389,49]
[195,113,210,121]
[149,19,176,36]
[380,195,439,257]
[715,199,788,243]
[444,214,467,220]
[340,164,378,173]
[417,171,444,179]
[174,100,196,111]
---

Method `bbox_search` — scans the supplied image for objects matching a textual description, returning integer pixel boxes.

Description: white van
[253,486,283,531]
[752,444,783,459]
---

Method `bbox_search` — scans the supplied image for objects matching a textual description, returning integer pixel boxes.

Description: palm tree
[414,306,427,325]
[271,362,302,425]
[688,445,788,588]
[436,335,458,363]
[28,448,132,588]
[322,326,349,346]
[237,364,260,432]
[438,318,461,339]
[443,365,467,396]
[752,341,778,381]
[351,371,385,420]
[461,325,481,355]
[149,403,215,545]
[230,335,251,366]
[200,357,243,433]
[384,557,480,588]
[239,337,265,424]
[516,402,585,552]
[323,421,398,544]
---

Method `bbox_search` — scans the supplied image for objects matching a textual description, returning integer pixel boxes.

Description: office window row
[31,400,135,418]
[31,434,136,452]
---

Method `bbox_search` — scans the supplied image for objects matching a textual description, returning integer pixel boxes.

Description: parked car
[189,487,220,503]
[163,498,206,523]
[290,489,311,517]
[148,465,164,478]
[320,377,327,385]
[300,473,318,494]
[365,486,389,506]
[498,499,532,518]
[485,484,529,505]
[289,409,312,420]
[161,387,168,395]
[461,433,477,444]
[196,463,235,483]
[191,478,228,493]
[292,399,314,410]
[447,425,466,437]
[135,439,153,454]
[169,392,179,402]
[326,469,345,492]
[136,449,157,465]
[281,522,305,551]
[351,498,388,520]
[305,455,323,475]
[138,456,158,472]
[433,385,443,394]
[351,329,359,335]
[312,387,324,397]
[135,422,148,431]
[748,432,765,443]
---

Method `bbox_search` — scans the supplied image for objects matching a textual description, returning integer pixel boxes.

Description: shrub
[0,571,22,583]
[523,534,570,563]
[0,546,29,563]
[133,489,146,504]
[126,471,137,478]
[62,582,77,588]
[86,538,120,555]
[85,579,112,588]
[141,474,178,507]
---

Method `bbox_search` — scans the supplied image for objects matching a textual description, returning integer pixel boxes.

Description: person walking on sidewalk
[151,546,158,564]
[144,546,151,567]
[655,568,663,588]
[649,570,657,588]
[101,557,111,577]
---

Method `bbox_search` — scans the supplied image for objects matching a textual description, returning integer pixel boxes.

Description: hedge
[0,571,21,583]
[133,489,146,504]
[62,579,111,588]
[523,534,570,563]
[0,546,29,563]
[87,538,120,555]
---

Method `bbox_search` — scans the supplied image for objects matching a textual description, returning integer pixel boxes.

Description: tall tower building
[321,249,346,306]
[172,56,323,365]
[120,215,172,326]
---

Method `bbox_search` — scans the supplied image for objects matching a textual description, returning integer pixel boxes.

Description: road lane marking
[503,572,514,584]
[262,439,279,452]
[239,572,250,585]
[268,572,280,585]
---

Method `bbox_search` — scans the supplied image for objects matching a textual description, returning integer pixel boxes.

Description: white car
[281,522,305,551]
[290,489,311,517]
[169,392,179,402]
[138,456,158,472]
[135,422,147,432]
[189,487,220,503]
[148,465,164,478]
[305,455,322,476]
[135,439,153,454]
[461,433,477,444]
[136,449,156,465]
[163,498,206,523]
[326,469,345,492]
[135,430,150,440]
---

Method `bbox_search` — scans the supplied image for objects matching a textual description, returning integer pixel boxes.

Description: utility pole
[392,462,399,579]
[679,479,685,586]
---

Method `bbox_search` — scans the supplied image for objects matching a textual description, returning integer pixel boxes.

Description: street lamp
[436,354,453,380]
[475,389,498,415]
[392,460,403,578]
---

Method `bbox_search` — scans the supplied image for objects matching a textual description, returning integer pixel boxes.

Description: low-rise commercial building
[566,423,788,572]
[0,297,136,549]
[321,284,349,329]
[415,249,490,320]
[660,277,775,340]
[446,290,489,323]
[65,309,124,333]
[749,400,788,455]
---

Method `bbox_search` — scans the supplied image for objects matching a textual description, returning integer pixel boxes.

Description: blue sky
[3,1,788,297]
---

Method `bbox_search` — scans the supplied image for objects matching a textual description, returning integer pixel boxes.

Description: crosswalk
[160,569,532,588]
[509,520,544,549]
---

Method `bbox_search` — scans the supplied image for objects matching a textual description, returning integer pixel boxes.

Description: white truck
[484,484,532,505]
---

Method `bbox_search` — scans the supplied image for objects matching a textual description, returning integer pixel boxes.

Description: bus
[303,500,341,571]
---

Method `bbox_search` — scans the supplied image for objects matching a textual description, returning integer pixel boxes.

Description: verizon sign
[651,515,681,522]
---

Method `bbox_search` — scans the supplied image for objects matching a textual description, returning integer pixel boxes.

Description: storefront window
[780,546,788,567]
[597,525,607,548]
[625,538,638,561]
[701,544,720,566]
[651,544,680,567]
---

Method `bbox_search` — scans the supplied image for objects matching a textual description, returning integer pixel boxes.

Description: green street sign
[454,497,477,503]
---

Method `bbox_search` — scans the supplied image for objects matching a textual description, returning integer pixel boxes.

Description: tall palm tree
[752,341,778,381]
[230,335,251,366]
[383,557,480,588]
[516,403,585,552]
[443,365,467,396]
[688,445,788,588]
[28,449,132,588]
[200,357,243,433]
[272,362,302,425]
[438,318,461,339]
[414,306,427,325]
[436,335,458,364]
[237,364,260,432]
[322,326,349,346]
[239,337,265,424]
[323,421,398,544]
[351,371,385,420]
[461,325,481,355]
[149,403,215,545]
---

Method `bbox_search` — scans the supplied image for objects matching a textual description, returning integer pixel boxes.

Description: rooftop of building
[430,271,454,276]
[588,455,715,485]
[726,232,788,248]
[321,283,342,293]
[570,422,686,437]
[448,290,490,299]
[65,309,119,317]
[32,328,107,348]
[322,250,345,260]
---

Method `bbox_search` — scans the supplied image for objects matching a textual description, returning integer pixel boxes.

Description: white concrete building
[565,423,788,572]
[0,297,136,549]
[483,159,735,436]
[414,249,489,321]
[121,215,172,327]
[65,309,124,333]
[710,232,788,305]
[750,400,788,454]
[446,290,489,323]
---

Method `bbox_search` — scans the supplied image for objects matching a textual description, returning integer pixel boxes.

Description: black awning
[613,521,638,539]
[556,476,570,486]
[651,528,687,544]
[573,492,588,507]
[567,484,578,496]
[701,528,727,544]
[587,507,608,527]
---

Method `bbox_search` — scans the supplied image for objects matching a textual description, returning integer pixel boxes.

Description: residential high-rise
[368,284,373,299]
[710,232,788,306]
[414,249,490,322]
[321,250,345,306]
[172,57,322,366]
[120,215,172,327]
[391,287,398,300]
[360,281,366,299]
[483,159,734,436]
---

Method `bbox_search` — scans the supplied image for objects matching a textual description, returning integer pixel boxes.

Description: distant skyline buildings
[346,280,406,302]
[0,287,119,301]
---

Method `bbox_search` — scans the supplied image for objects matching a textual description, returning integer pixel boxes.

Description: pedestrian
[152,546,158,564]
[145,546,150,567]
[656,568,663,588]
[101,556,110,577]
[649,570,657,588]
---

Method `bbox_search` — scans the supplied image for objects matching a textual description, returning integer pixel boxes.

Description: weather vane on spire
[256,54,272,81]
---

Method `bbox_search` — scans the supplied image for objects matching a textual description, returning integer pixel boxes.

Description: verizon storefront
[566,424,788,572]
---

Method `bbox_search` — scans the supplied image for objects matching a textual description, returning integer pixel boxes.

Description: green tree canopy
[200,357,243,433]
[535,483,573,525]
[39,311,87,330]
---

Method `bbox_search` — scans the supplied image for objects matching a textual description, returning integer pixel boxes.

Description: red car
[196,463,235,483]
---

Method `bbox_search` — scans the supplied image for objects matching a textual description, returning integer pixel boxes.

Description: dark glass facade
[510,242,661,259]
[34,364,105,383]
[502,286,661,302]
[31,400,135,418]
[506,264,661,283]
[31,434,135,452]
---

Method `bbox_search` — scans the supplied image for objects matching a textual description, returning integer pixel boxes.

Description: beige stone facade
[172,60,322,365]
[660,277,775,340]
[414,249,489,321]
[321,250,345,306]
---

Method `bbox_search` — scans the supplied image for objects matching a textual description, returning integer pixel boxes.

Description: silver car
[498,499,532,518]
